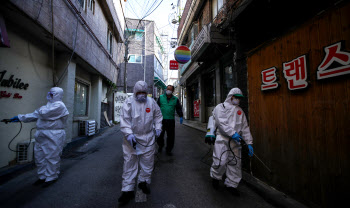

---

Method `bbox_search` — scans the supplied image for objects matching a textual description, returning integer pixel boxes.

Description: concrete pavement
[182,118,307,208]
[0,121,305,208]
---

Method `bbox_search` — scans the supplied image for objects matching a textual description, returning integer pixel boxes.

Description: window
[190,23,198,42]
[126,31,143,41]
[204,73,216,107]
[222,65,237,102]
[212,0,225,19]
[198,13,203,32]
[128,54,142,63]
[107,30,113,54]
[154,56,164,79]
[89,0,95,14]
[74,81,89,117]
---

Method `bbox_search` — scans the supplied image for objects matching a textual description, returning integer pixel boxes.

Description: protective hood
[224,88,243,104]
[47,87,64,103]
[133,81,148,96]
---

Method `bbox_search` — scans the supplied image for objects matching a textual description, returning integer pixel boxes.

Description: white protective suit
[18,87,68,182]
[120,81,163,192]
[210,88,253,188]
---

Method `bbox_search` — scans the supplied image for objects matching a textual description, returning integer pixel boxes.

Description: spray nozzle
[1,119,12,124]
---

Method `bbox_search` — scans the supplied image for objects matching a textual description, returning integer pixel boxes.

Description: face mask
[47,92,53,102]
[166,90,173,95]
[232,98,240,105]
[136,94,147,103]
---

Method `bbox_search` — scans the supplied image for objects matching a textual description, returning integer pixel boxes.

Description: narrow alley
[0,122,277,208]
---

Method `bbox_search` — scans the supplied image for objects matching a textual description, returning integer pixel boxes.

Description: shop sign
[0,70,29,90]
[193,99,200,118]
[317,41,350,79]
[0,14,10,47]
[261,41,350,91]
[170,60,179,70]
[261,67,279,90]
[0,91,22,99]
[174,46,191,64]
[0,70,29,99]
[283,55,308,90]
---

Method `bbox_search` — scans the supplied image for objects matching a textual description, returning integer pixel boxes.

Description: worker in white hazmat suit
[118,81,163,204]
[10,87,69,187]
[209,87,254,196]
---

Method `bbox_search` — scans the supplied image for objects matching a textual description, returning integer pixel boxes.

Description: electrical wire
[7,121,22,152]
[34,0,44,21]
[56,4,80,86]
[126,1,141,19]
[7,121,36,153]
[51,0,56,86]
[122,0,177,90]
[127,0,163,39]
[143,0,164,19]
[200,138,243,169]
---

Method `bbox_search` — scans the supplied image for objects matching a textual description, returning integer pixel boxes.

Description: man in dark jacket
[157,85,183,156]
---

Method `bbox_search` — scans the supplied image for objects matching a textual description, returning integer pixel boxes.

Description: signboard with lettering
[317,41,350,79]
[114,92,129,122]
[0,70,29,90]
[261,41,349,91]
[193,99,200,118]
[261,67,279,91]
[0,70,29,99]
[170,60,179,70]
[283,55,308,90]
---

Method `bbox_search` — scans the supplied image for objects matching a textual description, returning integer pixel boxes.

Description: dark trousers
[157,119,175,153]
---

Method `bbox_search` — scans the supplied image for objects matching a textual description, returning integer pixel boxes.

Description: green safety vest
[159,94,178,119]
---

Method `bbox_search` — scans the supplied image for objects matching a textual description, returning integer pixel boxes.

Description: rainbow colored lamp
[174,46,191,64]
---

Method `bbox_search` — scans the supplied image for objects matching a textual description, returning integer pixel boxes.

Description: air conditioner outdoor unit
[79,120,96,136]
[17,140,35,164]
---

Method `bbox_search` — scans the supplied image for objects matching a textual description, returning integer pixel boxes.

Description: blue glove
[180,117,183,124]
[126,134,136,148]
[155,129,162,138]
[231,132,242,143]
[248,144,254,157]
[10,116,19,123]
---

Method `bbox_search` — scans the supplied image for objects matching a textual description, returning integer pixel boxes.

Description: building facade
[177,0,350,207]
[0,0,124,168]
[117,18,167,98]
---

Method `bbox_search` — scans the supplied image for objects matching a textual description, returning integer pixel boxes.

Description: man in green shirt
[157,85,183,156]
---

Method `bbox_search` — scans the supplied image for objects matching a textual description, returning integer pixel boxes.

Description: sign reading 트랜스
[170,60,179,70]
[261,41,350,91]
[261,67,279,91]
[317,41,350,79]
[283,55,308,90]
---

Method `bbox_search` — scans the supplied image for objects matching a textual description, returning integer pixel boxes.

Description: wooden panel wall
[247,2,350,207]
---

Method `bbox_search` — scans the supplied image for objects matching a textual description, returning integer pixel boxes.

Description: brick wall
[202,0,211,26]
[213,0,243,26]
[178,0,193,39]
